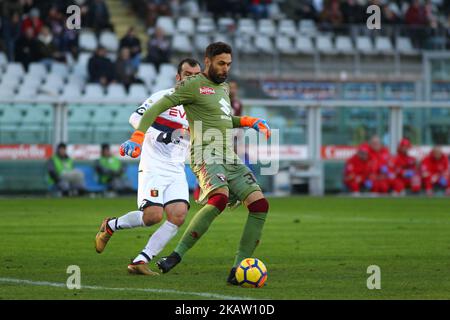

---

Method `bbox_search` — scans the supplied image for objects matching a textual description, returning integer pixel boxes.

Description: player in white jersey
[95,58,202,275]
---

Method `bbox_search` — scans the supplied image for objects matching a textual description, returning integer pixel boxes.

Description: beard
[208,67,228,84]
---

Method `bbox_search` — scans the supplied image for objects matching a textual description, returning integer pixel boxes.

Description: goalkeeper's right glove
[119,130,145,158]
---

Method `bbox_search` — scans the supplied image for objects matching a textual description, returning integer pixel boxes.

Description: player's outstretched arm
[120,76,197,158]
[120,96,175,158]
[232,115,271,139]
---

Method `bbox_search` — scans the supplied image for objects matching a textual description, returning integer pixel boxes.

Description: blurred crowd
[2,0,450,77]
[127,0,450,28]
[0,0,175,89]
[344,136,450,196]
[284,0,449,29]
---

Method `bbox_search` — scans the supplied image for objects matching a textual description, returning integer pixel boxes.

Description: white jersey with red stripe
[129,88,190,173]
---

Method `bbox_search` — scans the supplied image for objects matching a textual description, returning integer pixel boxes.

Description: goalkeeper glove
[240,116,271,139]
[119,130,145,158]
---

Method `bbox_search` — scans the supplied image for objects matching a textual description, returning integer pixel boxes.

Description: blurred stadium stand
[1,0,450,195]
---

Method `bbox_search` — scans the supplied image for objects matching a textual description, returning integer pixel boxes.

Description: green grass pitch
[0,196,449,299]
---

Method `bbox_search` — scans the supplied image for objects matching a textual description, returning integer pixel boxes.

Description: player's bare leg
[227,190,269,285]
[130,202,188,275]
[95,206,162,254]
[126,206,164,275]
[157,187,229,273]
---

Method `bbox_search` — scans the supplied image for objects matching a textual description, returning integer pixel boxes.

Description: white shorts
[137,170,190,210]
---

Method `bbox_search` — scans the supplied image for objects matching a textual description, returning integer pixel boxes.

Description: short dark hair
[205,42,232,59]
[57,142,66,149]
[177,58,201,75]
[101,143,110,151]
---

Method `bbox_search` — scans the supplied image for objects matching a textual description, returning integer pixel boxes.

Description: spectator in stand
[406,0,430,26]
[420,147,450,196]
[88,45,115,86]
[250,0,271,19]
[47,143,86,197]
[95,143,129,195]
[115,47,140,90]
[1,11,22,61]
[390,138,421,195]
[405,0,427,26]
[20,0,35,15]
[21,8,43,37]
[146,27,171,72]
[382,3,402,25]
[344,145,378,195]
[319,0,343,31]
[424,0,439,29]
[405,0,428,48]
[295,0,319,21]
[37,25,65,67]
[229,0,250,18]
[119,27,142,69]
[74,0,91,29]
[341,0,365,24]
[145,0,171,27]
[87,0,114,33]
[45,5,65,47]
[15,26,41,70]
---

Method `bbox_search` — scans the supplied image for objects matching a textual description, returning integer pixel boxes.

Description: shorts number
[243,172,256,184]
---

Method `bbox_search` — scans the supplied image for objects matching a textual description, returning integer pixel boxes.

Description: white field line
[0,277,257,300]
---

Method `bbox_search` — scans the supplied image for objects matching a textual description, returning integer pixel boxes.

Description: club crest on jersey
[150,189,159,197]
[216,173,227,182]
[200,86,215,95]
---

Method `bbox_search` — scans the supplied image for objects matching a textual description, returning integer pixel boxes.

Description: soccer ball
[235,258,267,288]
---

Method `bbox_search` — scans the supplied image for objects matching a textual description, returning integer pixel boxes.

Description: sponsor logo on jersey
[150,189,159,197]
[168,107,186,119]
[136,107,146,115]
[199,86,215,95]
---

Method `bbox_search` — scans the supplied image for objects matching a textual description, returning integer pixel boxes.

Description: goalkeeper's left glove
[119,130,145,158]
[240,116,271,139]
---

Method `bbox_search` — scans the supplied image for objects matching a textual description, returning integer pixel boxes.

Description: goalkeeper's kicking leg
[156,187,229,273]
[156,189,269,284]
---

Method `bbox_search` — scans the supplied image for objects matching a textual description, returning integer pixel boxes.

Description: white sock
[133,221,178,263]
[108,211,144,231]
